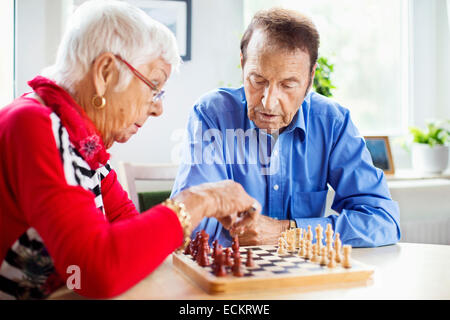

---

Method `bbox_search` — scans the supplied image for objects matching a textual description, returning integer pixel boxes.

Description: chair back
[118,162,178,212]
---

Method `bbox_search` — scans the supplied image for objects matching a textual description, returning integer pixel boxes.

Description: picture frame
[364,136,395,175]
[128,0,192,61]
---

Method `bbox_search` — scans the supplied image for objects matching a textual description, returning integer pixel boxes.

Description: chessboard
[173,229,374,294]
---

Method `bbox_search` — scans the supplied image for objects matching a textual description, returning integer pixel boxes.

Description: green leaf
[313,56,336,98]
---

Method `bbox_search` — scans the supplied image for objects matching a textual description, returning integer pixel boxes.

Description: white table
[50,242,450,300]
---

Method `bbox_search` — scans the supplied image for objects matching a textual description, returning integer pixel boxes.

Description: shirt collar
[282,91,310,141]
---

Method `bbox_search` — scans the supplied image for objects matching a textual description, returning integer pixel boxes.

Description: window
[0,0,15,108]
[244,0,409,135]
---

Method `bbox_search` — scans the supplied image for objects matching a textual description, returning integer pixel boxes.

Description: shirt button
[273,150,279,156]
[273,184,279,191]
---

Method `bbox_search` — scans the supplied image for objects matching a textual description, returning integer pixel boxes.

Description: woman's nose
[148,100,163,117]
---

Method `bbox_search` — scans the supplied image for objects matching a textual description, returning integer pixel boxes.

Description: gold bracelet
[162,198,192,252]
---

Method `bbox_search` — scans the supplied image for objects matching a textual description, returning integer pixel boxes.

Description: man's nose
[148,100,163,117]
[261,84,279,111]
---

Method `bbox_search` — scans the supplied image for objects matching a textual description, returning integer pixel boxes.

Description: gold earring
[92,94,106,110]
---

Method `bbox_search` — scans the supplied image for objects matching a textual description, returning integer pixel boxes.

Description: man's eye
[250,77,266,87]
[282,82,297,89]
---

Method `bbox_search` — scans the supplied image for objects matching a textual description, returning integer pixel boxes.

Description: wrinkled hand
[173,180,261,230]
[228,213,289,246]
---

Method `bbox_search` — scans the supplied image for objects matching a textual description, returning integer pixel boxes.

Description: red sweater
[0,79,183,299]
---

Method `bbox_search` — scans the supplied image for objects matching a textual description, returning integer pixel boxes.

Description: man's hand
[228,213,290,246]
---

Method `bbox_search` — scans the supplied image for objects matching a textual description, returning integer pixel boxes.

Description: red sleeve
[101,169,139,223]
[6,104,183,298]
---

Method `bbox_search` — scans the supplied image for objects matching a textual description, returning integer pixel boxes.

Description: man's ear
[309,62,318,90]
[240,52,246,83]
[92,52,117,97]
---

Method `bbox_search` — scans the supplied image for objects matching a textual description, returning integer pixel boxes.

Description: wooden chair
[118,162,179,212]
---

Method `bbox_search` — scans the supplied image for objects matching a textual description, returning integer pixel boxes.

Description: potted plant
[314,56,336,98]
[408,121,450,173]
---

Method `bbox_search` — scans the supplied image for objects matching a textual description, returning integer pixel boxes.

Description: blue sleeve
[170,104,232,245]
[294,110,401,247]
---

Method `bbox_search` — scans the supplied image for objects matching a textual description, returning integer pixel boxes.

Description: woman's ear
[92,52,117,97]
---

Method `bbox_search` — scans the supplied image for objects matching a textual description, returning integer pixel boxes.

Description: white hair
[42,0,181,93]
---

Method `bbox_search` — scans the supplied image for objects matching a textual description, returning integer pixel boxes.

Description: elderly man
[171,8,400,248]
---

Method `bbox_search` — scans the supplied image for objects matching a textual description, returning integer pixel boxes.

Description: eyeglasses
[114,55,165,102]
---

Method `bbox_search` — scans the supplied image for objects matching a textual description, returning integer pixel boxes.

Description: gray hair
[42,0,181,94]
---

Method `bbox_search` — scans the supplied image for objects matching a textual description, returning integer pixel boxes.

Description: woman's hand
[172,180,260,230]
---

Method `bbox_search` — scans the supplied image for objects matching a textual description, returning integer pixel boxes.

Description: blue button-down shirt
[171,87,401,248]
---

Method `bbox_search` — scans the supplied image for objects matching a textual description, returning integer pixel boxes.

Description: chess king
[171,8,401,248]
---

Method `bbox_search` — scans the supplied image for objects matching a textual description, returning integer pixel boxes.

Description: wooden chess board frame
[172,245,374,294]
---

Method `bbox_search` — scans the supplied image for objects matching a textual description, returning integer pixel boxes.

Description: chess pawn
[224,247,233,267]
[334,233,342,263]
[215,252,227,277]
[277,237,287,255]
[287,235,295,252]
[306,225,313,241]
[298,239,306,257]
[197,236,209,263]
[304,240,312,260]
[320,246,328,266]
[246,249,255,267]
[325,223,333,237]
[198,246,210,267]
[325,224,333,249]
[315,224,323,253]
[311,243,320,263]
[342,245,352,268]
[191,231,201,258]
[232,235,240,253]
[195,241,203,264]
[201,230,210,253]
[232,256,244,277]
[295,228,302,248]
[211,240,218,260]
[213,244,223,268]
[327,249,337,268]
[328,247,334,261]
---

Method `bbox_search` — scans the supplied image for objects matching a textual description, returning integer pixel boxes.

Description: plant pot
[411,143,449,173]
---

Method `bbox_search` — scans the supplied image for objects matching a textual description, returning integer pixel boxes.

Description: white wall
[0,0,14,107]
[14,0,244,172]
[108,0,244,169]
[436,0,450,120]
[15,0,72,97]
[404,0,450,127]
[390,0,450,170]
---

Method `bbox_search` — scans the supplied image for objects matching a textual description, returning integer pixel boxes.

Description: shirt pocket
[291,187,329,218]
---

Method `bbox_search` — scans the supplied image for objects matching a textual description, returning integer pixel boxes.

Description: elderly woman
[0,0,259,299]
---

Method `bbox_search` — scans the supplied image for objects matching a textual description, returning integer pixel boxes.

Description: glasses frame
[114,55,165,102]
